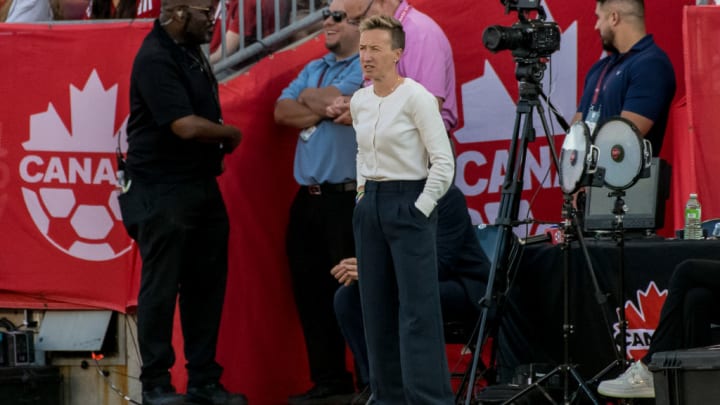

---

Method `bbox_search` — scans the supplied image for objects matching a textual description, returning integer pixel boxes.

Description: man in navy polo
[573,0,675,157]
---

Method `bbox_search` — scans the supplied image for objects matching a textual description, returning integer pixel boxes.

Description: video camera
[482,0,561,60]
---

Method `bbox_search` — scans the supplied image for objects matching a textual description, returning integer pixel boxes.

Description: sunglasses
[322,8,349,23]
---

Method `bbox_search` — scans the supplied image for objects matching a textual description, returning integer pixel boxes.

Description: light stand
[584,117,652,390]
[585,191,632,389]
[610,191,629,368]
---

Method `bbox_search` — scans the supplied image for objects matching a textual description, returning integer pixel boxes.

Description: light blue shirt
[279,53,363,185]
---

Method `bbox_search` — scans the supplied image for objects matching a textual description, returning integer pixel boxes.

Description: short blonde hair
[359,15,405,50]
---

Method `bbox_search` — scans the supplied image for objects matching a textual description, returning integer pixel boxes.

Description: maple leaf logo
[18,70,132,262]
[23,70,127,153]
[614,282,667,360]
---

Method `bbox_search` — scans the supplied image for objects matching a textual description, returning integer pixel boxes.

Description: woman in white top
[350,15,455,404]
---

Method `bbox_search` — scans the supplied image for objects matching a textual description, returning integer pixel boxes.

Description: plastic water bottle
[684,193,702,240]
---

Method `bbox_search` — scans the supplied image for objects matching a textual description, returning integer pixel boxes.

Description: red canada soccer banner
[0,22,152,311]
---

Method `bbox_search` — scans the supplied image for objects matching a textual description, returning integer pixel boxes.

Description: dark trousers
[286,187,355,388]
[353,180,453,404]
[334,284,370,389]
[334,279,475,389]
[119,180,228,390]
[643,259,720,363]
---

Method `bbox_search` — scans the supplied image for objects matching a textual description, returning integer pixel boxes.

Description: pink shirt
[394,1,457,131]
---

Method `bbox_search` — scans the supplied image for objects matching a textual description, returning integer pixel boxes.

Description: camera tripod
[460,59,562,404]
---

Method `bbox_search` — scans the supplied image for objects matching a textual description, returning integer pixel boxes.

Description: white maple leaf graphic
[455,6,578,144]
[23,70,127,153]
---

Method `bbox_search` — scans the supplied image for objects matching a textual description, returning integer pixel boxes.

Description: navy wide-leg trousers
[353,180,453,404]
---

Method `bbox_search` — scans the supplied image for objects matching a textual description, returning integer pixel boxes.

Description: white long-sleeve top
[350,78,455,216]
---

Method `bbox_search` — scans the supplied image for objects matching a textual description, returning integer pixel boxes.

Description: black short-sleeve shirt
[126,20,224,183]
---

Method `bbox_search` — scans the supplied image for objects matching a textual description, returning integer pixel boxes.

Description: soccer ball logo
[19,70,132,262]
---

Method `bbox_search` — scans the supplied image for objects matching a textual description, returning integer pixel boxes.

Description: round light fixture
[593,117,652,190]
[559,121,599,194]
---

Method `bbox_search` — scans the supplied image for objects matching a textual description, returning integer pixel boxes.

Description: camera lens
[483,26,504,51]
[483,25,523,53]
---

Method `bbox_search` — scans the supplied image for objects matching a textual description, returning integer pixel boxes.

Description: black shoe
[186,383,248,405]
[288,384,355,405]
[349,386,371,405]
[142,385,185,405]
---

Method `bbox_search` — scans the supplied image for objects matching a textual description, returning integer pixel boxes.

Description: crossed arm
[274,86,344,129]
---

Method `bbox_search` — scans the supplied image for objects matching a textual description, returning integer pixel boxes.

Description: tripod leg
[585,359,621,387]
[463,305,492,404]
[462,101,535,404]
[454,315,485,404]
[567,366,601,405]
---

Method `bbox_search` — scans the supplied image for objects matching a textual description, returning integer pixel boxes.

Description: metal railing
[1,1,326,80]
[212,0,326,78]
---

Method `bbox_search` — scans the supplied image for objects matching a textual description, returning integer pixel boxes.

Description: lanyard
[591,53,629,105]
[316,60,354,88]
[316,65,329,88]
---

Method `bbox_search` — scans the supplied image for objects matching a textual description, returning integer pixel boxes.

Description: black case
[0,366,63,405]
[649,345,720,405]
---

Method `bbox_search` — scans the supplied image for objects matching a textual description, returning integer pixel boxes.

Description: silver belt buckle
[308,185,322,195]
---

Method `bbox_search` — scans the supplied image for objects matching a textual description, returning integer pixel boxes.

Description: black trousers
[119,179,228,390]
[286,187,355,388]
[353,180,454,404]
[643,258,720,363]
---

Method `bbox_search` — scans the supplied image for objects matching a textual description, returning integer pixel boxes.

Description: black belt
[364,180,425,192]
[301,181,357,195]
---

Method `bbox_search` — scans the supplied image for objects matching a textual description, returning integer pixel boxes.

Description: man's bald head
[597,0,644,21]
[594,0,646,53]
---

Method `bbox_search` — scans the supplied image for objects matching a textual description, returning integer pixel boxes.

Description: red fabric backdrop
[0,1,716,403]
[677,7,720,229]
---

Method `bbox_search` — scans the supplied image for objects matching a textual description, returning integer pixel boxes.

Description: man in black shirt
[120,1,245,404]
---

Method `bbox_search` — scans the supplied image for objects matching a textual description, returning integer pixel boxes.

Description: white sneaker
[597,361,655,398]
